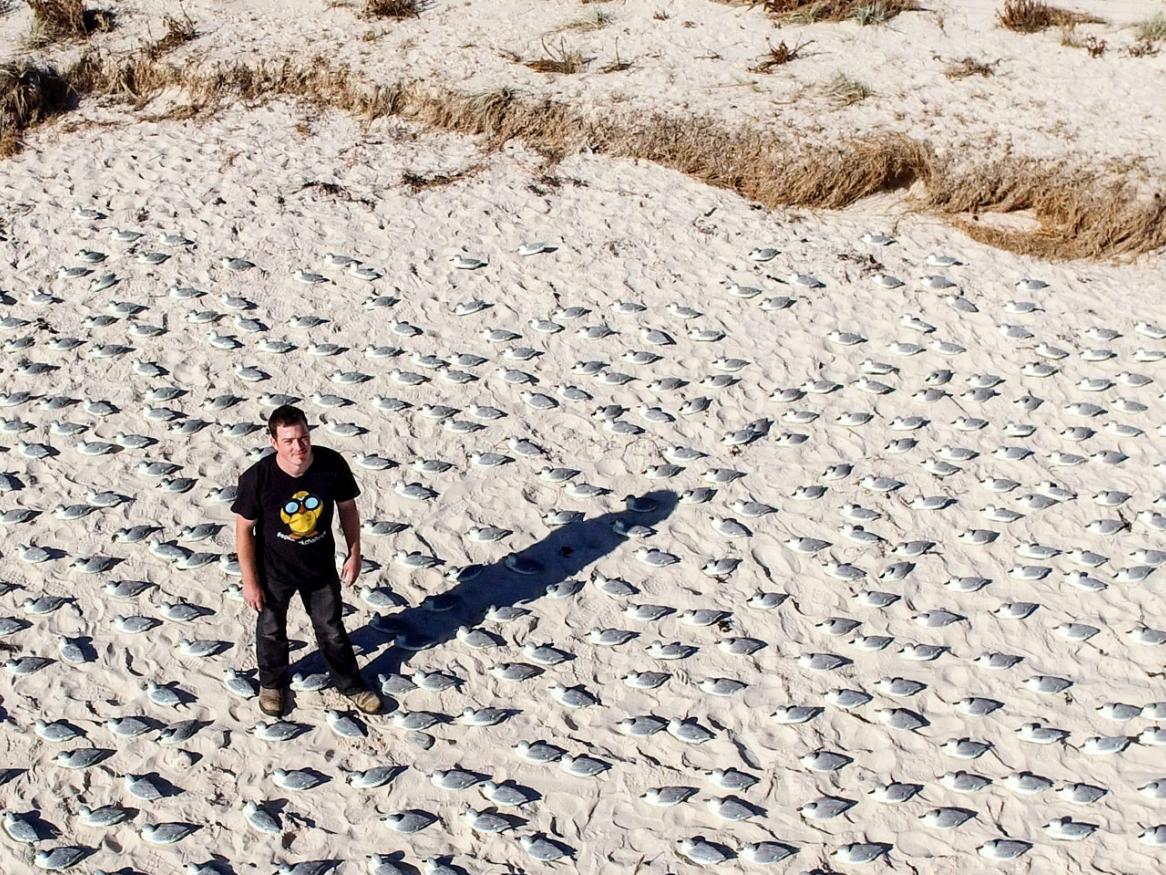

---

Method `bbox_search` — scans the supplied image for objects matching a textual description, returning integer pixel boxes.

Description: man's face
[271,422,311,468]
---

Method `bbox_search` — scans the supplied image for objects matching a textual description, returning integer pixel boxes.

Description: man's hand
[243,580,264,612]
[341,551,361,585]
[235,517,263,611]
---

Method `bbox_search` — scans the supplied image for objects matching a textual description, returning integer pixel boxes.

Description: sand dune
[0,2,1164,873]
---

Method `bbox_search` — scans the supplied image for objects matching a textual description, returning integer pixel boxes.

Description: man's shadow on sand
[289,490,679,701]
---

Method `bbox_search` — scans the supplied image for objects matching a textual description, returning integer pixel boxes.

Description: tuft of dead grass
[750,39,813,72]
[143,13,198,61]
[762,0,919,25]
[996,0,1102,33]
[2,47,1165,262]
[2,12,197,154]
[824,72,873,106]
[0,61,74,156]
[25,0,115,48]
[521,38,589,74]
[401,163,483,192]
[924,158,1166,262]
[942,56,997,79]
[362,0,420,19]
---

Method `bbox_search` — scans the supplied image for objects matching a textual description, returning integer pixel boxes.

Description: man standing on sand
[231,404,381,717]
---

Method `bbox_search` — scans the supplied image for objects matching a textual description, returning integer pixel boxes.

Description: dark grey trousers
[255,575,365,694]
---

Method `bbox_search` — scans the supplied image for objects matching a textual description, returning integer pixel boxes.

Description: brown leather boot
[258,687,284,717]
[344,688,382,715]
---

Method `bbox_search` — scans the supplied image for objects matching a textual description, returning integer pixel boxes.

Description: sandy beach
[1,2,1165,873]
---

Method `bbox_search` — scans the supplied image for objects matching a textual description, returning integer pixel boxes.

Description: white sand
[0,3,1165,874]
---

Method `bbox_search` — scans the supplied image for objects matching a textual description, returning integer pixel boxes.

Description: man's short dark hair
[268,405,309,438]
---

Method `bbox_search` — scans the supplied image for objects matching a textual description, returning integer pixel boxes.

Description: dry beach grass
[3,53,1165,261]
[942,55,998,78]
[362,0,421,19]
[519,38,589,74]
[761,0,920,24]
[0,60,73,155]
[750,39,814,72]
[823,72,873,106]
[25,0,114,47]
[996,0,1103,33]
[0,6,1164,261]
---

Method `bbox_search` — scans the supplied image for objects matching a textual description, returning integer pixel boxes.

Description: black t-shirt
[231,446,360,585]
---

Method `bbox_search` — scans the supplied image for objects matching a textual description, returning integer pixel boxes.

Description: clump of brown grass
[401,163,483,192]
[4,47,1166,262]
[763,0,919,25]
[924,157,1166,261]
[143,13,198,61]
[996,0,1102,33]
[401,170,453,190]
[522,38,589,74]
[362,0,420,18]
[750,39,813,72]
[824,72,873,106]
[2,13,199,154]
[0,61,74,156]
[72,48,178,105]
[943,56,997,79]
[25,0,115,47]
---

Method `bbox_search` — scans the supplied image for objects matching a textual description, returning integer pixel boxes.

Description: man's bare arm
[337,499,361,583]
[235,516,263,611]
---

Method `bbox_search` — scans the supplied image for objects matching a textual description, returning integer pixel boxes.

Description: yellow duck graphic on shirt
[280,490,322,540]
